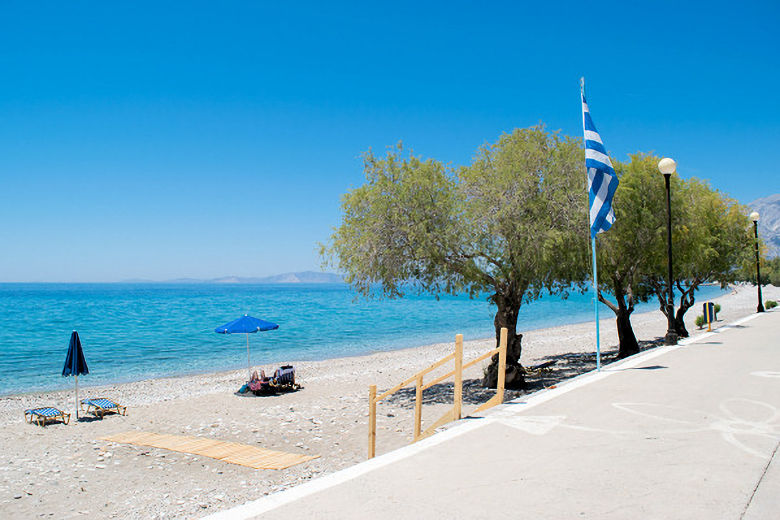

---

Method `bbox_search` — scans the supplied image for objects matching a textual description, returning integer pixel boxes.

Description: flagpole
[582,77,601,372]
[592,237,601,371]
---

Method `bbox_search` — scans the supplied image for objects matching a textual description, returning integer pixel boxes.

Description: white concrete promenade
[208,311,780,520]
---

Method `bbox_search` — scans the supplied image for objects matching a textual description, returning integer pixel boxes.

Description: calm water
[0,283,728,395]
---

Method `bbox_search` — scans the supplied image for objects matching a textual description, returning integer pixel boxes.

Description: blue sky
[1,1,778,282]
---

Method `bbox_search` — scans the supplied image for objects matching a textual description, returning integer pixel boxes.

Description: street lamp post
[750,211,765,313]
[658,157,678,345]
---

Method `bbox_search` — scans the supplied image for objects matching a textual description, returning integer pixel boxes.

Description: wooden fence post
[454,334,463,420]
[497,327,507,404]
[414,374,423,441]
[368,384,376,459]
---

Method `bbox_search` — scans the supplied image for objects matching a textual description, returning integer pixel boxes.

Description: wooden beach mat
[100,431,319,470]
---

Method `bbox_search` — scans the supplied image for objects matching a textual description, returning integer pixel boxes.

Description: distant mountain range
[749,194,780,258]
[120,271,344,284]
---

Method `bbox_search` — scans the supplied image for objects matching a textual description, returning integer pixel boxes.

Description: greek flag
[582,92,618,237]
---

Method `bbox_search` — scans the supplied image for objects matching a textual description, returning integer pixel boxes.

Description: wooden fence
[368,327,508,459]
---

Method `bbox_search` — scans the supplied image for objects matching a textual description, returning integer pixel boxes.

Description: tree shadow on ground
[521,337,666,393]
[380,338,671,411]
[382,378,522,409]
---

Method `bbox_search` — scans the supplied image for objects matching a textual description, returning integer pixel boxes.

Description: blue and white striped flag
[582,92,619,237]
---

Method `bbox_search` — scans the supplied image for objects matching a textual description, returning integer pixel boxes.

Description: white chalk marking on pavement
[751,371,780,378]
[608,399,780,459]
[492,415,566,435]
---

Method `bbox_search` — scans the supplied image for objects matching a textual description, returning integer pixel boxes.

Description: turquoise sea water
[0,283,729,395]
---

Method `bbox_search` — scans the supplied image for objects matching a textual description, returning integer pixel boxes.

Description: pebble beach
[1,283,777,520]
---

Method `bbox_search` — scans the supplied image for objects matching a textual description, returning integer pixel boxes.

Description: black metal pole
[754,221,765,313]
[664,173,678,345]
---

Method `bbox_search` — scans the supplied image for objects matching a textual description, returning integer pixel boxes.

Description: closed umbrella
[215,315,279,380]
[62,331,89,419]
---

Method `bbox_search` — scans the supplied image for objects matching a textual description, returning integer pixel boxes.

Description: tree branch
[598,289,619,314]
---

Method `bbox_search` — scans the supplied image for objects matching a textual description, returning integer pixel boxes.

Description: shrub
[766,300,778,309]
[695,315,706,329]
[714,303,721,315]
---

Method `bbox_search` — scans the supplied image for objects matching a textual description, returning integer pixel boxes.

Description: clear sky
[1,1,778,282]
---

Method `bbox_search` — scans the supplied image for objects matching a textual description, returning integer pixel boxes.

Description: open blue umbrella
[62,331,89,419]
[215,315,279,380]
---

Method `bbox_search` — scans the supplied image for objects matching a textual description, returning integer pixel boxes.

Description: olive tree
[646,179,753,337]
[322,127,590,388]
[594,153,670,358]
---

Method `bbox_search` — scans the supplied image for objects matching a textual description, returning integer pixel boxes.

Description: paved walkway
[208,311,780,520]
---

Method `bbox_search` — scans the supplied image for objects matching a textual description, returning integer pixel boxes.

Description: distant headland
[119,271,344,284]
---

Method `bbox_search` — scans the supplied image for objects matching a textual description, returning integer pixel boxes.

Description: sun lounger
[272,365,300,391]
[80,398,127,418]
[24,407,71,426]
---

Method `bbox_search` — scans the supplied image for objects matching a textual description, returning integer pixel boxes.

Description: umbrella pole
[75,374,79,420]
[246,333,251,381]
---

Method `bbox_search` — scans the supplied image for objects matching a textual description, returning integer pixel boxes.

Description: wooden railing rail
[368,328,507,459]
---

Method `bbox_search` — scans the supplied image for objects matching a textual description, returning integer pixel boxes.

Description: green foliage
[766,300,778,309]
[322,127,590,306]
[592,152,676,355]
[322,126,591,377]
[727,229,778,286]
[695,315,706,329]
[669,178,754,287]
[597,153,670,307]
[714,303,721,314]
[640,171,754,334]
[750,257,780,287]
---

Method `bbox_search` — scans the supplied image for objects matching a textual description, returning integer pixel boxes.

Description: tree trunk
[672,280,700,338]
[653,278,701,339]
[615,308,639,358]
[598,282,639,359]
[483,294,526,390]
[673,308,689,338]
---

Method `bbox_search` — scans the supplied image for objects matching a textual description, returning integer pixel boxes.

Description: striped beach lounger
[24,407,71,426]
[81,398,127,418]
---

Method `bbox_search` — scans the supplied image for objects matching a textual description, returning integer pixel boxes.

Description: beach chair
[24,407,71,426]
[271,365,301,391]
[80,397,127,418]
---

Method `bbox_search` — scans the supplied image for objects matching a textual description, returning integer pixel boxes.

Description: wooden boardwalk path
[100,430,318,470]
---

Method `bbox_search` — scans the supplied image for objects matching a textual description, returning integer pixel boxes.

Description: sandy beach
[1,284,777,520]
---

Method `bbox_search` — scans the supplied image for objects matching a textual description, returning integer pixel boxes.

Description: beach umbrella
[215,315,279,380]
[62,331,89,419]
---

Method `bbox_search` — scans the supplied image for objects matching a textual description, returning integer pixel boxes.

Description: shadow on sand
[382,337,672,411]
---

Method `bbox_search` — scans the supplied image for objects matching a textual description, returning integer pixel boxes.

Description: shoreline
[1,283,776,520]
[0,283,737,400]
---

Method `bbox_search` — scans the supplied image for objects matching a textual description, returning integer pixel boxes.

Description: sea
[0,283,729,396]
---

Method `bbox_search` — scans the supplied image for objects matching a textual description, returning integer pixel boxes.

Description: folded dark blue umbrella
[215,315,279,381]
[63,331,89,376]
[63,331,89,419]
